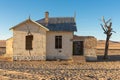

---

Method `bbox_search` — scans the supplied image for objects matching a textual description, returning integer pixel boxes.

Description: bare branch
[108,22,112,28]
[106,19,111,24]
[102,16,106,24]
[112,31,116,33]
[100,24,107,33]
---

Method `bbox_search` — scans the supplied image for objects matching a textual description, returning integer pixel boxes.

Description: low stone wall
[13,56,46,61]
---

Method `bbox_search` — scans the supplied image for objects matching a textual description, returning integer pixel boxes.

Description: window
[26,35,33,50]
[55,36,62,49]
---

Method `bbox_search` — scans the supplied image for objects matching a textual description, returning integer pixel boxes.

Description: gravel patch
[0,61,119,80]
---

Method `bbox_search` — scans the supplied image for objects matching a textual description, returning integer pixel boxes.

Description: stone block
[85,55,97,61]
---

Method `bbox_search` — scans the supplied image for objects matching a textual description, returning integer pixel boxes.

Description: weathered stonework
[46,31,73,60]
[13,56,46,61]
[8,20,48,61]
[5,38,13,58]
[83,37,97,61]
[73,36,97,61]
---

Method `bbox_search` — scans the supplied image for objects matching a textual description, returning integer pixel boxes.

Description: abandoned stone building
[73,35,97,61]
[3,12,97,61]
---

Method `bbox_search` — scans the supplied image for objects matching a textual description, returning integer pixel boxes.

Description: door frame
[73,41,84,55]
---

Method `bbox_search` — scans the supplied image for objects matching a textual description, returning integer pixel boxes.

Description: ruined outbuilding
[73,35,97,61]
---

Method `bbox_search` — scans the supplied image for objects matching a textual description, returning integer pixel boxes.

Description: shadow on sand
[97,55,120,62]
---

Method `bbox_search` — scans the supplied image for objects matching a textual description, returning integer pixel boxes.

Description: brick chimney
[45,11,49,25]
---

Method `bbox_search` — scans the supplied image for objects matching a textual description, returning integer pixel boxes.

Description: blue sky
[0,0,120,41]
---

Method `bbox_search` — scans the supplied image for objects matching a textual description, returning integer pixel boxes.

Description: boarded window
[55,36,62,49]
[26,35,33,50]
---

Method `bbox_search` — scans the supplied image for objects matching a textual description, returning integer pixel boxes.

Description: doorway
[73,41,84,55]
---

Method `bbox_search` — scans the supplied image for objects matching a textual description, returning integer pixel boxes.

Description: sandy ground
[0,59,120,80]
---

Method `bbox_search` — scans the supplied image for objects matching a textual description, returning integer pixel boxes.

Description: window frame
[25,35,33,50]
[55,36,62,49]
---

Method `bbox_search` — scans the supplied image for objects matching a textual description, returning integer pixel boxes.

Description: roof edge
[9,18,49,31]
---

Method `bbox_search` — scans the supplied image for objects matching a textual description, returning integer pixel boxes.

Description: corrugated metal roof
[36,17,77,31]
[0,40,6,48]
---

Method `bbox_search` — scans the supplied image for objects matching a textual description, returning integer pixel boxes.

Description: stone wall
[73,36,97,61]
[84,37,97,61]
[5,38,13,58]
[84,37,97,55]
[12,21,47,60]
[46,31,73,60]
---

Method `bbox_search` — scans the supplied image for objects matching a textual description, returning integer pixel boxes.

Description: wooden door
[73,41,84,55]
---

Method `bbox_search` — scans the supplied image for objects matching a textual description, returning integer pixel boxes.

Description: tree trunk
[103,35,110,59]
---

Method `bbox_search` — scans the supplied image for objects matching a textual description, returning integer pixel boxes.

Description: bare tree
[100,17,116,59]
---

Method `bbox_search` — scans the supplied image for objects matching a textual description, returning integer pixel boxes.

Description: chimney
[45,11,49,25]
